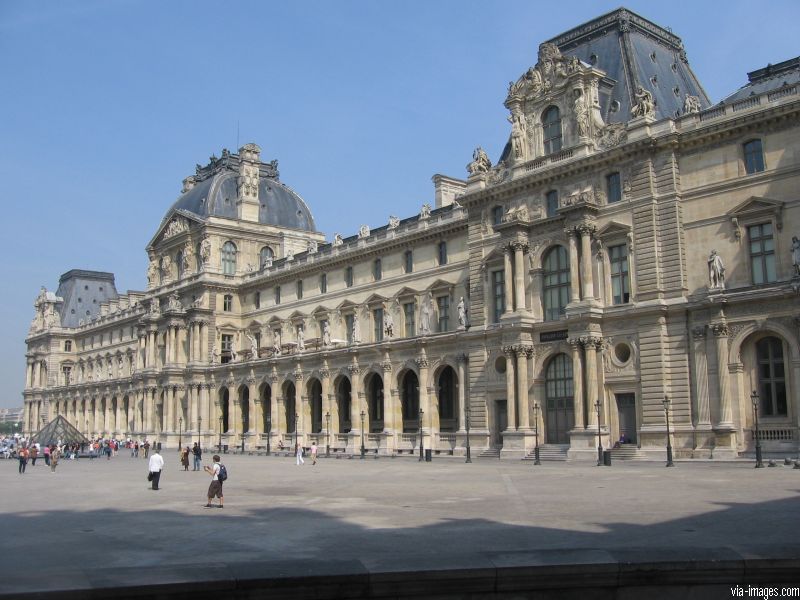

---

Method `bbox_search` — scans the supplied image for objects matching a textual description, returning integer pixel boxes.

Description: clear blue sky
[1,0,798,408]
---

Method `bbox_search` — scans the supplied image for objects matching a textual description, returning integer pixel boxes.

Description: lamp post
[751,390,764,468]
[218,416,223,452]
[197,416,201,447]
[464,404,472,463]
[294,413,299,454]
[178,416,183,450]
[418,408,424,462]
[662,395,674,467]
[533,402,541,465]
[266,412,272,456]
[360,410,366,459]
[325,411,331,458]
[595,399,603,467]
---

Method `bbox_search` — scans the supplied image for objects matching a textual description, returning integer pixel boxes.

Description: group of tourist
[144,442,224,509]
[16,442,64,474]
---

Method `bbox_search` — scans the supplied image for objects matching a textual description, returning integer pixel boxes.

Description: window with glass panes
[373,258,382,281]
[606,172,622,203]
[320,273,327,294]
[254,291,260,309]
[545,190,559,217]
[492,205,504,225]
[542,106,562,154]
[404,250,413,273]
[438,241,447,265]
[492,270,505,322]
[223,294,233,312]
[609,244,630,304]
[221,241,237,275]
[403,302,415,337]
[373,307,383,342]
[437,296,450,332]
[296,280,303,300]
[274,286,281,305]
[748,223,776,284]
[743,139,765,174]
[543,246,570,321]
[221,334,233,363]
[345,266,354,287]
[756,337,787,416]
[345,313,354,344]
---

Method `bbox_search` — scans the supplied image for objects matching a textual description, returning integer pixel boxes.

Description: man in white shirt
[148,448,164,490]
[203,454,224,508]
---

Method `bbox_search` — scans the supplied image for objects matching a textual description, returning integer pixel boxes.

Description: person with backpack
[203,454,225,509]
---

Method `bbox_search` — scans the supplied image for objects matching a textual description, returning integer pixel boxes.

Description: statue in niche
[286,249,294,261]
[245,331,258,359]
[683,93,701,115]
[168,291,182,311]
[420,292,433,335]
[631,86,655,118]
[457,297,468,328]
[147,260,159,288]
[383,309,394,339]
[792,236,800,276]
[160,255,172,280]
[333,234,344,246]
[508,112,527,160]
[297,325,305,351]
[272,329,282,356]
[352,312,361,344]
[573,91,590,137]
[467,147,492,176]
[210,344,219,364]
[199,237,212,268]
[322,321,332,347]
[708,249,725,289]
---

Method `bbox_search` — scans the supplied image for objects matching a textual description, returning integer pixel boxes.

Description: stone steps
[523,445,569,461]
[478,446,501,459]
[609,444,649,461]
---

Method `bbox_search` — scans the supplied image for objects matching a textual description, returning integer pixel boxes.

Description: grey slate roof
[548,7,711,122]
[56,270,118,329]
[723,57,800,103]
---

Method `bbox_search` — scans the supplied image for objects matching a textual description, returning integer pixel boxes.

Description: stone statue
[182,243,193,274]
[307,240,318,254]
[420,292,433,334]
[272,329,282,356]
[199,237,212,268]
[230,346,237,363]
[149,299,160,316]
[792,236,800,276]
[246,331,258,359]
[383,309,394,338]
[683,93,701,115]
[333,234,344,247]
[147,260,159,288]
[107,362,113,380]
[168,291,182,311]
[708,249,725,289]
[457,296,467,328]
[420,204,431,219]
[358,225,370,239]
[573,92,589,137]
[508,112,527,160]
[631,86,655,118]
[210,344,219,364]
[322,321,332,347]
[296,325,305,351]
[160,255,172,280]
[352,313,361,344]
[467,146,492,176]
[286,249,294,261]
[388,215,400,229]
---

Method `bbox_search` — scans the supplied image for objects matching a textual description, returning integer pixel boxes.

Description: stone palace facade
[23,8,800,459]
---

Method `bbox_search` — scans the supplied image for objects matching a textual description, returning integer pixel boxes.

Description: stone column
[148,331,157,369]
[569,338,585,429]
[517,347,531,429]
[530,269,543,320]
[691,327,712,428]
[503,346,517,430]
[579,225,595,300]
[178,325,188,365]
[457,354,467,431]
[567,228,580,302]
[191,323,199,362]
[584,338,600,427]
[416,356,430,436]
[26,362,33,389]
[711,323,734,428]
[503,245,514,314]
[513,242,528,312]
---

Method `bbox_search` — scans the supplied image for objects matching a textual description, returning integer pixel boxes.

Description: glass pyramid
[31,415,89,446]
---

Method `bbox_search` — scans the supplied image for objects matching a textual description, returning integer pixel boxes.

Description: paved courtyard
[2,453,799,575]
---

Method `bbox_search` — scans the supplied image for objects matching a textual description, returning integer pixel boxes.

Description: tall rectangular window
[296,280,303,300]
[373,258,382,281]
[373,307,384,342]
[345,266,354,288]
[64,341,72,352]
[749,223,776,284]
[403,302,415,337]
[609,244,630,304]
[221,334,233,363]
[492,270,505,322]
[438,241,448,265]
[743,139,765,174]
[437,296,450,332]
[274,286,281,305]
[223,294,233,312]
[546,190,559,217]
[254,291,260,309]
[606,172,622,203]
[404,250,413,273]
[345,313,354,344]
[492,205,504,225]
[320,273,327,294]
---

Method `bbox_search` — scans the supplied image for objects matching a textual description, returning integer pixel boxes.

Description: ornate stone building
[23,8,800,459]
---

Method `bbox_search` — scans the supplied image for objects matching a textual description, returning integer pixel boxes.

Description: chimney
[237,143,261,222]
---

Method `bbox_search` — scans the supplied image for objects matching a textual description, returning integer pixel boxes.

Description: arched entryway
[437,366,457,432]
[238,385,250,432]
[336,377,352,433]
[545,353,574,444]
[400,370,419,433]
[219,388,230,433]
[365,373,384,433]
[308,378,323,433]
[260,383,272,434]
[283,381,297,434]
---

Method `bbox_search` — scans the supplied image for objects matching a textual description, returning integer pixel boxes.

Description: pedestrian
[180,446,190,471]
[50,445,61,473]
[30,445,38,466]
[18,446,29,474]
[148,448,164,490]
[192,442,202,471]
[44,445,51,466]
[295,442,304,466]
[310,441,318,466]
[203,454,224,509]
[134,441,139,458]
[143,440,150,458]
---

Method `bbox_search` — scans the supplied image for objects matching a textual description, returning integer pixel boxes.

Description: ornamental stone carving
[467,147,492,176]
[420,204,432,219]
[333,234,344,246]
[388,215,400,230]
[163,217,189,240]
[691,326,707,340]
[683,93,701,114]
[358,225,370,239]
[199,237,211,269]
[506,42,581,101]
[597,123,628,149]
[711,323,729,338]
[708,249,725,290]
[147,260,159,288]
[307,240,318,254]
[631,86,655,118]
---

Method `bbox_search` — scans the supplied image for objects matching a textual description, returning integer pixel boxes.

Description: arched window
[756,337,787,416]
[543,246,570,321]
[259,246,274,269]
[400,371,420,433]
[542,106,562,155]
[221,241,237,275]
[545,353,574,444]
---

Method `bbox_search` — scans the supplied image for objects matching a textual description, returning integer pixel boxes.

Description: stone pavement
[1,454,799,597]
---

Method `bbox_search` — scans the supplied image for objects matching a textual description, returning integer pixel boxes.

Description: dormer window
[542,106,562,155]
[221,241,237,275]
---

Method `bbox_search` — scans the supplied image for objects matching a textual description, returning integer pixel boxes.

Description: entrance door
[616,393,637,443]
[494,400,507,446]
[545,353,574,444]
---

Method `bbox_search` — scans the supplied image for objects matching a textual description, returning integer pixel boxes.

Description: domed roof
[163,154,317,232]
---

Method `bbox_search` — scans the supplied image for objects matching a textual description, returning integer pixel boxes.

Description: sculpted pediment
[595,221,632,238]
[147,210,203,250]
[506,43,585,103]
[727,196,784,234]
